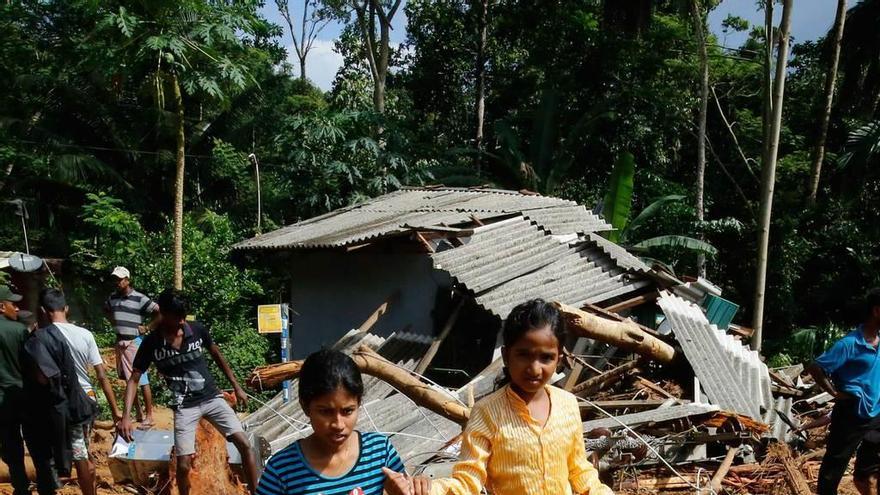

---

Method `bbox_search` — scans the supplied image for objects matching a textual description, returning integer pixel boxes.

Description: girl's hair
[502,299,566,350]
[299,349,364,407]
[497,299,566,388]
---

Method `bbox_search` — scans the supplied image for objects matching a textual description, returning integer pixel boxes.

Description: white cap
[111,266,131,279]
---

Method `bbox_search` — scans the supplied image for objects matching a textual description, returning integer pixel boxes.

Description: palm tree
[100,0,261,289]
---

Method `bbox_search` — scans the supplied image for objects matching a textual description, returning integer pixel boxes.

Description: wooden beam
[563,338,591,391]
[414,232,435,252]
[705,446,740,494]
[634,377,680,401]
[556,302,676,363]
[571,360,640,396]
[603,292,659,314]
[357,291,400,333]
[414,299,465,375]
[582,302,661,337]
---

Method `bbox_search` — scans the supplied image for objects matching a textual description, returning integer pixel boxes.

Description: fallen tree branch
[351,345,470,426]
[247,360,303,391]
[248,346,471,426]
[555,302,676,363]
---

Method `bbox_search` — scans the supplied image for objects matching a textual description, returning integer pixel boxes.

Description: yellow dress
[431,384,614,495]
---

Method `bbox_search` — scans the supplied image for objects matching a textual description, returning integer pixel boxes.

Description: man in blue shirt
[809,289,880,495]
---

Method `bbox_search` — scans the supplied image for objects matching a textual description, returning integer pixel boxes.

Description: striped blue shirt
[257,432,405,495]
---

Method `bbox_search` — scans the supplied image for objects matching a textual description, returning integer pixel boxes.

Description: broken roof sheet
[583,403,720,431]
[233,187,611,250]
[243,329,437,456]
[431,218,651,318]
[658,293,773,422]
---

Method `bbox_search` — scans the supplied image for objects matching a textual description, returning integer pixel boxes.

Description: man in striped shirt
[104,266,158,427]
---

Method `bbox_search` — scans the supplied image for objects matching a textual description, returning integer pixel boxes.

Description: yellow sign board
[257,304,284,334]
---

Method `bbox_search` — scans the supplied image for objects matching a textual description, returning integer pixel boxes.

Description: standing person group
[0,284,112,495]
[0,267,260,495]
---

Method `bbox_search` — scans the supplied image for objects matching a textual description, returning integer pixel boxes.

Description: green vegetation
[2,0,880,370]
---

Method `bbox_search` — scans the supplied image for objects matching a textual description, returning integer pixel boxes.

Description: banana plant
[601,152,717,257]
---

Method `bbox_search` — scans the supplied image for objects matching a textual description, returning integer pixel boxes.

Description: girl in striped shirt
[385,299,613,495]
[257,349,406,495]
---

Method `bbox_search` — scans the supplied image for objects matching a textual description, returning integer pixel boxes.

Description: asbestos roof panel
[587,233,651,272]
[657,293,765,420]
[432,218,571,293]
[582,403,720,430]
[521,205,611,235]
[244,330,432,448]
[234,188,611,250]
[433,222,650,319]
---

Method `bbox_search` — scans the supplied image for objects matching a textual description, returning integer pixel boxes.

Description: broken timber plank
[705,446,740,494]
[571,360,639,396]
[582,403,719,430]
[414,299,465,375]
[602,291,659,314]
[358,290,400,332]
[770,442,811,495]
[582,302,661,337]
[563,338,591,391]
[555,302,676,363]
[635,377,680,401]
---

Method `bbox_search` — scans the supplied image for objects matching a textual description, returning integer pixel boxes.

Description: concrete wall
[286,251,452,359]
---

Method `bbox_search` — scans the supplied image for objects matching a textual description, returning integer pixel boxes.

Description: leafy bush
[767,323,849,367]
[71,193,270,406]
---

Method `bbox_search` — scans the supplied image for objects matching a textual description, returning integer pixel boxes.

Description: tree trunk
[555,302,677,363]
[172,73,185,291]
[473,0,488,175]
[0,162,14,193]
[374,20,389,116]
[807,0,847,205]
[299,54,307,82]
[692,0,709,278]
[752,0,794,352]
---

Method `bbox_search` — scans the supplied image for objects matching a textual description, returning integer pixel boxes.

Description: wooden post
[414,299,465,375]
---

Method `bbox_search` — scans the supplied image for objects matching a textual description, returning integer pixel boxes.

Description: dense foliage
[2,0,880,367]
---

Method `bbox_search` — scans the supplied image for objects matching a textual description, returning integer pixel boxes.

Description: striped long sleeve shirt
[431,385,614,495]
[256,432,405,495]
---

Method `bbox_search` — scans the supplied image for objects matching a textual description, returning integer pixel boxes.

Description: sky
[261,0,842,91]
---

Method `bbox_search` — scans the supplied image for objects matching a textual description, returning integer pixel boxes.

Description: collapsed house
[234,186,815,492]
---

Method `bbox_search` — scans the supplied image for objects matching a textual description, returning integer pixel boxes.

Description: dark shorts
[855,432,880,479]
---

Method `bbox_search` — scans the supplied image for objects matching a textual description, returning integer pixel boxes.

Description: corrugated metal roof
[657,293,772,421]
[233,187,610,250]
[583,403,719,431]
[587,233,651,272]
[244,329,438,458]
[432,218,650,318]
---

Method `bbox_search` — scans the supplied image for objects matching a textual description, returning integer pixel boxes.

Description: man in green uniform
[0,284,30,495]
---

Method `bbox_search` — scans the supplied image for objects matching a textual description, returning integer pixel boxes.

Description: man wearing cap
[103,267,158,428]
[0,285,30,495]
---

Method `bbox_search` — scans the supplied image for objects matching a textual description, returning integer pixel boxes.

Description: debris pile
[246,288,845,494]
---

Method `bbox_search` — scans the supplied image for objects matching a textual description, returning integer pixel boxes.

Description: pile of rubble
[245,283,847,494]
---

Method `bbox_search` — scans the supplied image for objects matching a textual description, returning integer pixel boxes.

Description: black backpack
[26,324,98,424]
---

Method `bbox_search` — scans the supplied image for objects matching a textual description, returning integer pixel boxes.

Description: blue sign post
[281,303,290,403]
